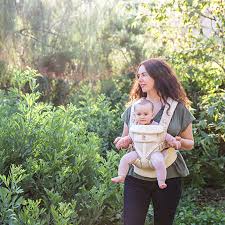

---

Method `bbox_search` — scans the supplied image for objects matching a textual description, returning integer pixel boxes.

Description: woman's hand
[167,138,181,149]
[175,135,194,150]
[114,136,132,150]
[113,137,124,150]
[113,137,122,145]
[165,133,181,149]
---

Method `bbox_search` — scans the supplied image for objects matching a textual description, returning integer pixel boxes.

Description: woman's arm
[121,122,129,137]
[176,123,194,150]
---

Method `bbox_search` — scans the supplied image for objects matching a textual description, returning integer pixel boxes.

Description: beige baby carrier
[129,97,178,178]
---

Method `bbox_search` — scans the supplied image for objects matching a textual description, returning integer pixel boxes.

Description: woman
[114,58,195,225]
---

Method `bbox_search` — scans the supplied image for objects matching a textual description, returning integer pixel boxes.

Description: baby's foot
[111,176,125,183]
[158,181,167,189]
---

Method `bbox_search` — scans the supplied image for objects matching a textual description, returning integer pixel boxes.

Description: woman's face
[137,65,155,93]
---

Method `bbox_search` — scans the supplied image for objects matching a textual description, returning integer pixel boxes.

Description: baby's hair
[134,98,154,112]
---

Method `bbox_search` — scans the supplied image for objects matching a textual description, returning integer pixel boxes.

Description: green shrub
[0,68,124,224]
[0,165,26,224]
[176,205,225,225]
[70,84,124,155]
[0,64,224,223]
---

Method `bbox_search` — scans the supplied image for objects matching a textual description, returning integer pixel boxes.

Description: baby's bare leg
[112,151,138,183]
[118,151,138,176]
[150,151,167,189]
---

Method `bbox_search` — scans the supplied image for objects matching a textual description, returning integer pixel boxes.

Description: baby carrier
[129,97,178,178]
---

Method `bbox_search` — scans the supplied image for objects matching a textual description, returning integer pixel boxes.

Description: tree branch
[199,12,216,21]
[17,29,59,49]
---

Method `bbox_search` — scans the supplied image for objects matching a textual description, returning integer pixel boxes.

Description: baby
[112,99,181,189]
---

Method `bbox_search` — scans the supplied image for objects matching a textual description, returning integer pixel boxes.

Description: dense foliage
[0,69,124,224]
[0,67,224,224]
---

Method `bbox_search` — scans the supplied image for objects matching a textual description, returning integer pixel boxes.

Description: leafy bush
[175,188,225,225]
[0,68,124,224]
[172,55,225,188]
[69,82,126,155]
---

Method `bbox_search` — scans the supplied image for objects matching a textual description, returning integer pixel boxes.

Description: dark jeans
[123,176,182,225]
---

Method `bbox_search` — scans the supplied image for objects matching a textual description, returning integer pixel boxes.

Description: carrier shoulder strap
[159,97,178,132]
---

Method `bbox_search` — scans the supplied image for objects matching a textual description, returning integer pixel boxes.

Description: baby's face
[134,104,153,125]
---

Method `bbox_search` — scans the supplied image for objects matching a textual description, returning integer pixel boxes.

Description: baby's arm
[151,120,181,149]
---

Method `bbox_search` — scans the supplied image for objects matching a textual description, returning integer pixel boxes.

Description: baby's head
[134,99,154,125]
